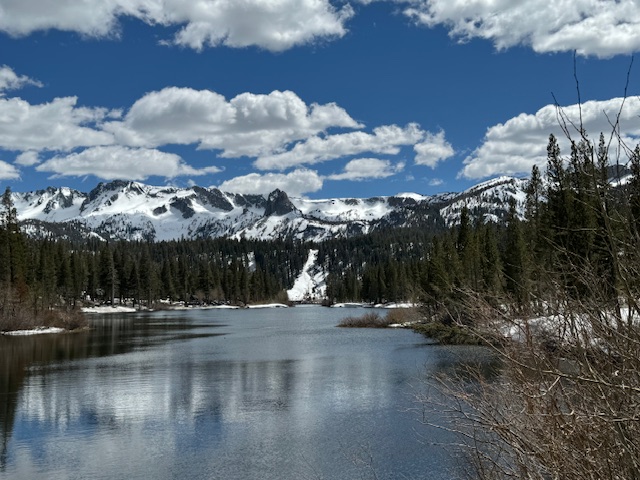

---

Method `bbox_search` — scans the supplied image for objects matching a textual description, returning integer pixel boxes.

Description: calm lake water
[0,306,493,480]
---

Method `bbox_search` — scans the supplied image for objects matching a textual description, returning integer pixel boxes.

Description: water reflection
[0,308,495,479]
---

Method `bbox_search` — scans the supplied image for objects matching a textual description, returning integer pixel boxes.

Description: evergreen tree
[127,261,140,306]
[56,243,73,303]
[0,187,26,287]
[524,164,543,229]
[629,145,640,231]
[479,224,503,298]
[139,246,155,307]
[503,198,530,309]
[99,246,117,303]
[38,241,56,309]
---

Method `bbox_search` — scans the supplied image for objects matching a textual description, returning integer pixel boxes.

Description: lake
[0,306,493,479]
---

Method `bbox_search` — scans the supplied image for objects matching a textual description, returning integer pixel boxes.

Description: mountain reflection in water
[0,307,495,480]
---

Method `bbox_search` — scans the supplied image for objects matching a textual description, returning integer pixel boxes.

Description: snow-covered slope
[12,177,527,242]
[439,176,528,226]
[287,249,326,302]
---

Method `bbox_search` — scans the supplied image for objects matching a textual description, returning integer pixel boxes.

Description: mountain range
[12,176,529,243]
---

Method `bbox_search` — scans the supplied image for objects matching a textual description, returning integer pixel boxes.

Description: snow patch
[331,302,368,308]
[247,303,289,309]
[81,305,138,314]
[287,249,326,302]
[395,192,427,201]
[2,327,66,336]
[374,302,419,309]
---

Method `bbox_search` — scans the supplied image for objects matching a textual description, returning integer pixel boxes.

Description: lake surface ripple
[0,306,493,480]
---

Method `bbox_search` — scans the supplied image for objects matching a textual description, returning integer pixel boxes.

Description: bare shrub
[338,312,392,328]
[43,308,88,331]
[385,307,422,325]
[419,288,640,479]
[1,286,88,332]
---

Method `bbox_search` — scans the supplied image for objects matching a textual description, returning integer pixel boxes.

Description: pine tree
[99,246,117,304]
[0,187,26,287]
[525,164,543,228]
[161,258,176,301]
[503,198,530,309]
[56,243,72,304]
[38,241,57,308]
[629,145,640,231]
[128,261,140,306]
[544,133,573,276]
[479,224,503,298]
[139,247,155,307]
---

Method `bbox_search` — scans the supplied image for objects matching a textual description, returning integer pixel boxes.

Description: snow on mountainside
[12,177,527,242]
[287,249,326,302]
[439,176,528,226]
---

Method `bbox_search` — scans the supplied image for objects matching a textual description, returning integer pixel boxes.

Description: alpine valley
[12,176,528,243]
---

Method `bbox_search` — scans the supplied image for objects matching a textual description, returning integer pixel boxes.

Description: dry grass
[1,297,87,332]
[337,312,393,328]
[384,307,422,325]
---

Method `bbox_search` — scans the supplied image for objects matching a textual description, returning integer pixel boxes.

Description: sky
[1,0,640,199]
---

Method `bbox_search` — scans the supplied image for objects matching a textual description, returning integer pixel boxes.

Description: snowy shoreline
[1,326,67,336]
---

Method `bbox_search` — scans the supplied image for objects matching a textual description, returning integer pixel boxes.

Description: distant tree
[503,198,530,309]
[99,246,117,303]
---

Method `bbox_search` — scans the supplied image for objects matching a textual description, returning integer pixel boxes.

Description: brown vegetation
[416,72,640,479]
[337,311,394,328]
[0,288,87,332]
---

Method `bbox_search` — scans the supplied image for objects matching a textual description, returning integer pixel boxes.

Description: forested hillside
[2,131,640,326]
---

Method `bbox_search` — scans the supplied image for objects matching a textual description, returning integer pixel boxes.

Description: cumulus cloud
[414,130,454,167]
[326,158,405,181]
[105,88,361,157]
[460,96,640,179]
[0,0,353,52]
[218,169,323,197]
[15,151,39,166]
[405,0,640,57]
[0,159,20,180]
[255,123,427,170]
[0,96,114,152]
[0,66,42,95]
[35,146,221,181]
[0,81,444,185]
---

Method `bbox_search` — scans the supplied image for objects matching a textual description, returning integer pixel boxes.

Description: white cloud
[414,130,454,167]
[0,159,20,179]
[35,146,221,181]
[255,123,427,170]
[167,0,354,51]
[0,82,442,186]
[105,88,361,157]
[0,71,455,188]
[460,96,640,179]
[218,169,323,197]
[4,0,639,57]
[428,178,444,187]
[327,158,405,181]
[0,0,353,52]
[0,66,42,95]
[0,96,114,152]
[15,151,39,166]
[405,0,640,57]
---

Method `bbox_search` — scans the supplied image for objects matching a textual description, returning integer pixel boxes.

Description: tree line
[4,130,640,319]
[420,130,640,480]
[0,200,312,329]
[325,132,640,315]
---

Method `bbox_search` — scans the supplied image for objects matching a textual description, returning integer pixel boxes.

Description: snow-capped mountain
[12,177,528,242]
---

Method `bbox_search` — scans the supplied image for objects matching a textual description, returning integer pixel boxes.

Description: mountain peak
[265,189,297,216]
[12,176,526,242]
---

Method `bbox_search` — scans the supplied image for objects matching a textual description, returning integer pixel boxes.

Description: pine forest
[2,132,640,329]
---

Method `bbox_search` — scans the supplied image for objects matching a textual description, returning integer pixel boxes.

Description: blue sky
[1,0,640,199]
